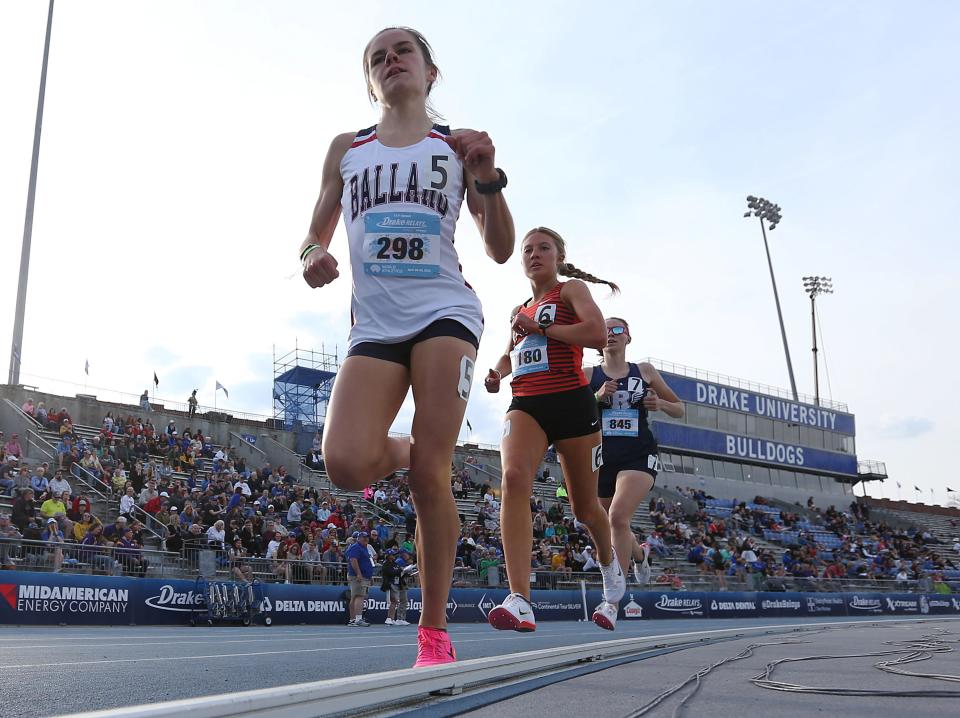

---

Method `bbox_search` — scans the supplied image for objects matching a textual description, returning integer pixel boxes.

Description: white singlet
[339,124,484,349]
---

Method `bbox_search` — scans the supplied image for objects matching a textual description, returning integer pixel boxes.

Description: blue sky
[1,1,958,503]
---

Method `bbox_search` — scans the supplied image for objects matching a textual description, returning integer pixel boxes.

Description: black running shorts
[507,385,599,445]
[347,319,479,369]
[597,454,659,499]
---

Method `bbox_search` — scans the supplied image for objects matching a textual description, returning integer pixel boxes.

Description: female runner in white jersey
[484,228,626,632]
[586,317,683,592]
[300,27,515,667]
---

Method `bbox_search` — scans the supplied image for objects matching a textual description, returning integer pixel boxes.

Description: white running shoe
[394,619,410,626]
[592,601,618,631]
[487,592,536,632]
[385,617,395,625]
[635,545,652,585]
[600,548,626,604]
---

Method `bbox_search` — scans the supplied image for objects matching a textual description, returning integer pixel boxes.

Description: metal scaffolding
[272,344,339,431]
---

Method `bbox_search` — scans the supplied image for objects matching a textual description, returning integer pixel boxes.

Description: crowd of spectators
[5,401,960,599]
[654,486,960,592]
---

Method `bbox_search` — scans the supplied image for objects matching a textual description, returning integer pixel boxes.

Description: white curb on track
[53,617,960,718]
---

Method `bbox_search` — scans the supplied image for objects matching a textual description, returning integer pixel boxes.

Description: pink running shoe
[412,626,457,668]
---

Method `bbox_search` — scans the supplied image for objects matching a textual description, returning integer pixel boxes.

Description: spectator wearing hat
[317,501,330,524]
[42,517,65,572]
[346,532,373,626]
[381,551,411,626]
[581,546,600,572]
[321,537,343,569]
[144,491,168,515]
[68,492,92,522]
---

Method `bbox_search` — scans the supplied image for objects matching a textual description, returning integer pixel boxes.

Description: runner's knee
[608,504,634,532]
[501,467,533,498]
[323,447,380,491]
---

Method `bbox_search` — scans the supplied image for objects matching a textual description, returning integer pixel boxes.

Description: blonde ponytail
[559,262,620,295]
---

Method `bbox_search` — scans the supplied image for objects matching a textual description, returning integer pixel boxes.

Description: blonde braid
[559,262,620,295]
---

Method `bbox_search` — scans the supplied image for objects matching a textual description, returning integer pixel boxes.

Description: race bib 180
[510,334,549,377]
[363,212,440,278]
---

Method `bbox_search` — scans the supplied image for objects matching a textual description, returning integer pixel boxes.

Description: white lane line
[0,632,603,669]
[3,626,620,651]
[0,624,610,643]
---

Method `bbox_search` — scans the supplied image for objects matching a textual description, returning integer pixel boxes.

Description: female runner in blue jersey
[586,317,684,588]
[300,27,514,667]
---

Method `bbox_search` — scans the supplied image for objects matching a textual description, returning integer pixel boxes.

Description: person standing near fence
[187,390,198,419]
[382,548,411,626]
[346,532,374,626]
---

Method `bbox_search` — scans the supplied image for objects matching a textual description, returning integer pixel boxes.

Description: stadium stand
[1,390,957,599]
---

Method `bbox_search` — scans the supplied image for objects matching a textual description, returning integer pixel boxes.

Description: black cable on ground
[622,622,960,718]
[752,627,960,696]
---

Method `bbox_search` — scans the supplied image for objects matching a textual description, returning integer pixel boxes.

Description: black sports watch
[474,168,508,195]
[538,315,553,335]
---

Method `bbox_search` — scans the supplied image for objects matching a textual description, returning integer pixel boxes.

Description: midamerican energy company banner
[1,572,957,626]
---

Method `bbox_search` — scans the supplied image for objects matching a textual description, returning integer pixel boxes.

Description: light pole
[9,0,55,386]
[802,276,833,406]
[745,195,798,401]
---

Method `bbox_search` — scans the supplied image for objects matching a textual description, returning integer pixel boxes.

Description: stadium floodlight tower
[744,195,798,401]
[9,0,55,386]
[803,276,833,406]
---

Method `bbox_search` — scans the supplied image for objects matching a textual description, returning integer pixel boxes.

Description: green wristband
[300,244,322,262]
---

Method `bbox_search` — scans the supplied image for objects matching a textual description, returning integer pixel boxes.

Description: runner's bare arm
[449,128,515,264]
[300,133,354,289]
[535,280,606,350]
[639,362,684,418]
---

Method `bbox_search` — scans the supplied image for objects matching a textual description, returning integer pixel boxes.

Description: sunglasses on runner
[607,326,627,335]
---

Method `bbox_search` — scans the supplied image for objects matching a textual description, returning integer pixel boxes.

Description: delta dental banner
[2,572,958,626]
